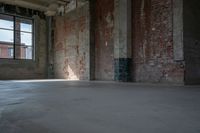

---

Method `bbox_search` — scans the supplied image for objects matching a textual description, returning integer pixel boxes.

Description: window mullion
[0,28,14,31]
[13,16,16,59]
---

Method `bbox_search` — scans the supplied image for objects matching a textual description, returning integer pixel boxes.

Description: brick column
[114,0,132,81]
[15,20,21,58]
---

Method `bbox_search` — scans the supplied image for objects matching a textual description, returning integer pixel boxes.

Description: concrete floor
[0,80,200,133]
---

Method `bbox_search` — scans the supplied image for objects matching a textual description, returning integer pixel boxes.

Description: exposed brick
[132,0,184,83]
[95,0,115,80]
[54,3,90,80]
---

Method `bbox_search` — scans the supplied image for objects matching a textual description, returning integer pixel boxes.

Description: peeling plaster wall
[54,3,90,80]
[0,16,47,79]
[183,0,200,84]
[95,0,115,80]
[132,0,184,83]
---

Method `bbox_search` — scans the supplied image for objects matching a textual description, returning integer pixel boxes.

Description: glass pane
[0,44,13,59]
[21,23,32,32]
[0,29,14,43]
[21,32,32,46]
[0,19,14,29]
[25,46,32,59]
[0,14,13,30]
[17,17,32,32]
[15,45,32,59]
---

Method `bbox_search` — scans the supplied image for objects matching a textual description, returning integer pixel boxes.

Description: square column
[114,0,132,81]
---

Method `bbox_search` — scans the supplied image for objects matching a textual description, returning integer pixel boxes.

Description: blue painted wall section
[114,58,131,82]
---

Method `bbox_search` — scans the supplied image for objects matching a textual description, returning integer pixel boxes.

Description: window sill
[0,58,36,65]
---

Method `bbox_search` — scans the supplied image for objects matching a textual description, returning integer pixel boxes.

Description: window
[0,14,34,60]
[8,47,13,57]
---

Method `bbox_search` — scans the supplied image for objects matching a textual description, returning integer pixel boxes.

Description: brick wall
[132,0,184,83]
[54,3,90,80]
[0,43,27,59]
[95,0,115,80]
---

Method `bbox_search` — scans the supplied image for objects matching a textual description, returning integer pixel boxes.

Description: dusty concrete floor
[0,80,200,133]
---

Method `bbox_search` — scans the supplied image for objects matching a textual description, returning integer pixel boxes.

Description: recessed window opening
[0,14,34,60]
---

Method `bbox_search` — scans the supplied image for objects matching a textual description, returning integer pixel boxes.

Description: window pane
[0,14,13,30]
[25,46,32,59]
[21,32,32,46]
[8,47,14,57]
[0,14,14,59]
[21,23,32,32]
[15,45,32,59]
[0,19,14,29]
[0,43,13,59]
[0,29,14,42]
[15,28,33,59]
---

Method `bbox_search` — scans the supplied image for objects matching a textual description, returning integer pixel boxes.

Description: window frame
[0,13,35,60]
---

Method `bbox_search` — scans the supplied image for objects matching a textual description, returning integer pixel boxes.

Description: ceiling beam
[0,0,48,11]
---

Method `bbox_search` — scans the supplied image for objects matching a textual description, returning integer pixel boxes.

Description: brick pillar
[114,0,132,81]
[15,20,21,58]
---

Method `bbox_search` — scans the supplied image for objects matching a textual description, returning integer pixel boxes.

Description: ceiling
[0,0,88,16]
[0,0,73,11]
[24,0,59,6]
[24,0,75,7]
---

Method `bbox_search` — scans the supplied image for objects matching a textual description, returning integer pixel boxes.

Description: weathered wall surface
[114,0,132,82]
[54,3,90,80]
[183,0,200,84]
[95,0,115,80]
[132,0,184,83]
[0,17,47,79]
